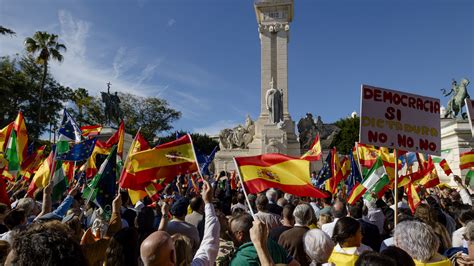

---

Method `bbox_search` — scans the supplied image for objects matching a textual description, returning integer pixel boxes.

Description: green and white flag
[5,131,19,176]
[50,160,68,201]
[361,157,387,192]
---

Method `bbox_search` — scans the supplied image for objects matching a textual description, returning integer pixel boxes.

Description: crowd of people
[0,170,474,265]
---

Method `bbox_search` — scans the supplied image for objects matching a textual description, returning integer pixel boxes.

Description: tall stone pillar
[213,0,300,173]
[248,0,300,157]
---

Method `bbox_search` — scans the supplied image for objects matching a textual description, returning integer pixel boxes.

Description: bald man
[140,231,176,265]
[140,179,220,266]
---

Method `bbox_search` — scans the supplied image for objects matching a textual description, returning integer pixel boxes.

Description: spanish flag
[417,159,440,189]
[234,153,327,198]
[406,182,420,214]
[105,121,124,158]
[80,125,103,138]
[120,134,198,190]
[460,151,474,170]
[13,112,28,166]
[0,123,13,152]
[86,122,125,178]
[438,159,452,176]
[300,134,322,161]
[86,140,111,178]
[121,131,151,204]
[356,143,379,168]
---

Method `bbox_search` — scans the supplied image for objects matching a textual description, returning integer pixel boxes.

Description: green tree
[24,31,66,124]
[0,55,72,140]
[68,91,181,142]
[118,92,181,141]
[330,116,360,154]
[68,88,105,126]
[156,130,219,155]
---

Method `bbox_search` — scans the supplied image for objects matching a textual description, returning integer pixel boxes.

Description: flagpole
[354,142,364,178]
[188,133,204,180]
[394,148,399,227]
[232,157,255,217]
[48,145,58,186]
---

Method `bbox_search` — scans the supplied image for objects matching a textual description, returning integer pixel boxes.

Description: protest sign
[466,98,474,138]
[360,84,441,156]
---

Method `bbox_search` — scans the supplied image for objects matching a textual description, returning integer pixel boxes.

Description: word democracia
[363,88,440,114]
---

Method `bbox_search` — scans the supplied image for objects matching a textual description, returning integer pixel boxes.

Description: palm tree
[24,31,66,123]
[0,26,15,36]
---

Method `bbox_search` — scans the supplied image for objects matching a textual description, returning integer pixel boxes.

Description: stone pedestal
[248,116,300,156]
[96,127,134,159]
[438,119,474,184]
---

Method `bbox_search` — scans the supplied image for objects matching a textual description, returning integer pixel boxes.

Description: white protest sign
[466,98,474,138]
[359,84,441,156]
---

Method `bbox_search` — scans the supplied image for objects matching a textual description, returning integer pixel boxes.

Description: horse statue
[442,78,471,119]
[101,83,124,126]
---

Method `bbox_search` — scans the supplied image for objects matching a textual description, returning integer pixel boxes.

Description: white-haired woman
[394,220,450,266]
[456,220,474,265]
[303,229,335,266]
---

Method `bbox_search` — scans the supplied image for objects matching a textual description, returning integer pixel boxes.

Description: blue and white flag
[58,109,82,143]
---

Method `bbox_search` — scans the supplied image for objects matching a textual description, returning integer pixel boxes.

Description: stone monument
[438,78,473,185]
[214,0,300,172]
[99,82,133,157]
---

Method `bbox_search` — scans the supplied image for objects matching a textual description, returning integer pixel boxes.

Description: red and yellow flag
[347,182,367,205]
[460,151,474,170]
[27,151,54,196]
[86,122,126,178]
[86,141,112,178]
[417,158,440,189]
[121,134,198,190]
[105,121,124,157]
[20,145,46,177]
[439,159,452,176]
[0,123,13,153]
[13,112,28,166]
[357,143,379,168]
[329,156,350,193]
[406,183,420,214]
[300,134,322,161]
[234,153,327,198]
[80,125,103,138]
[122,131,151,204]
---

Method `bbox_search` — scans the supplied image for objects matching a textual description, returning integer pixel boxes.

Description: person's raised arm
[191,179,220,266]
[250,220,275,266]
[37,182,53,218]
[158,201,170,231]
[106,193,122,238]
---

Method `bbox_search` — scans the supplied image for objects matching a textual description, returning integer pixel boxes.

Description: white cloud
[112,47,138,79]
[49,10,163,97]
[1,9,222,129]
[165,89,211,121]
[167,18,176,27]
[58,10,89,60]
[192,119,237,136]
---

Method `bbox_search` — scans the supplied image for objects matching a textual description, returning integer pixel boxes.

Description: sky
[1,0,473,136]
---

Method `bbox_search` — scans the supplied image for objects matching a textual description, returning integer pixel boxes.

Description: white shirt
[231,202,247,213]
[322,218,339,237]
[452,226,467,248]
[363,209,385,235]
[191,203,220,266]
[460,187,473,206]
